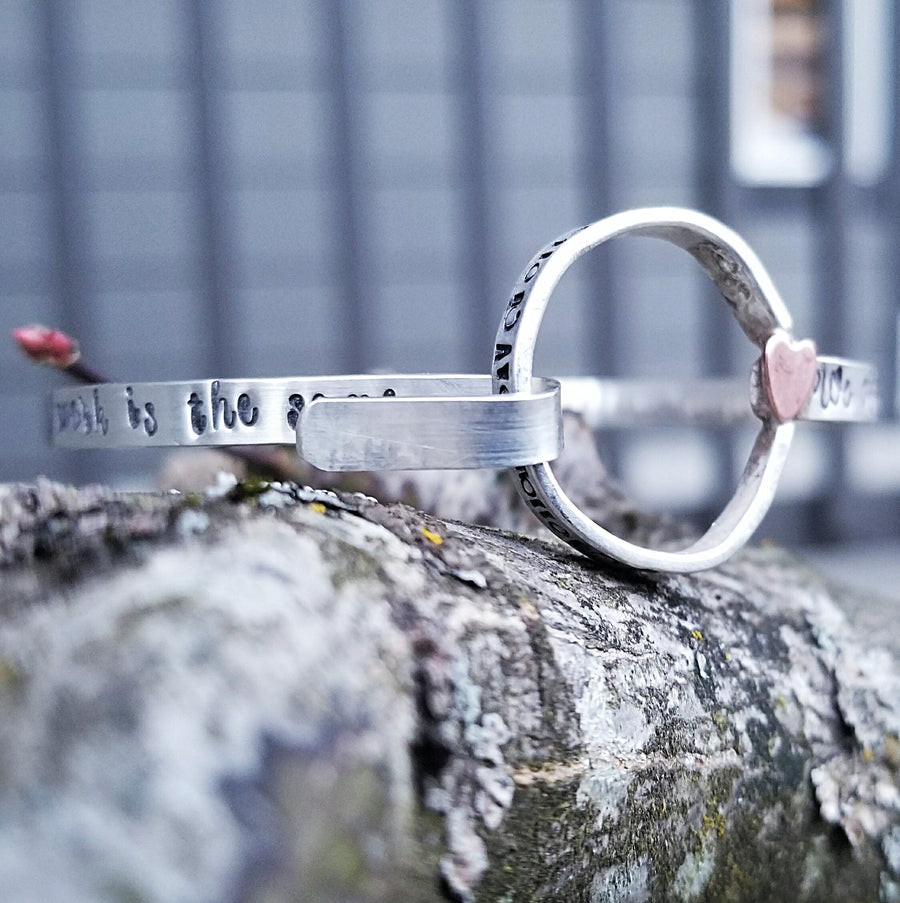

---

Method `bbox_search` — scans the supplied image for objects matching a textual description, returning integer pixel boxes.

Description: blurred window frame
[730,0,891,186]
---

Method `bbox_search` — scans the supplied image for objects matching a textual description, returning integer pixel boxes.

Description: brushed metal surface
[299,377,561,471]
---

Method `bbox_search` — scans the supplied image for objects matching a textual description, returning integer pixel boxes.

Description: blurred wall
[2,0,898,544]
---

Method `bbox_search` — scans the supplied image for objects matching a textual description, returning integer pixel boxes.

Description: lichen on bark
[0,478,897,902]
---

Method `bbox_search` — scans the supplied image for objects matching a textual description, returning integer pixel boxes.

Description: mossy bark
[0,478,897,902]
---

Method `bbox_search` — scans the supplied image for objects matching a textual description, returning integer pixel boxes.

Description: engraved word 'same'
[286,387,397,431]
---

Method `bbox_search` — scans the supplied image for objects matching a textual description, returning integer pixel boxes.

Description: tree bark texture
[0,475,898,903]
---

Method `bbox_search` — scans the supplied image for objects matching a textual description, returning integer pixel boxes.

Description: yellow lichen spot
[0,657,18,688]
[725,650,731,661]
[775,695,786,708]
[691,629,704,641]
[309,502,327,515]
[421,526,444,545]
[701,811,726,838]
[862,746,875,763]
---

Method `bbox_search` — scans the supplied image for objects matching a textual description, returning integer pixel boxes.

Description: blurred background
[1,0,899,591]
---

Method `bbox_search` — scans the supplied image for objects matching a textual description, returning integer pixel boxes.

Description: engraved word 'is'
[126,386,158,437]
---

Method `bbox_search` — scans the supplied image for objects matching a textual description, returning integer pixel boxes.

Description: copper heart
[763,333,818,422]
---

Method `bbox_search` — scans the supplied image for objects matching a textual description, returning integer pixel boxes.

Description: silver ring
[51,375,563,471]
[492,207,879,572]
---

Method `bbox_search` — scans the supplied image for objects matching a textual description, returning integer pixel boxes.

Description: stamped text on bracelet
[487,207,879,573]
[50,375,565,471]
[53,380,397,442]
[492,233,877,425]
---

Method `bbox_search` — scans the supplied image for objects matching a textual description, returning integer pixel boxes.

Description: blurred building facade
[1,0,898,545]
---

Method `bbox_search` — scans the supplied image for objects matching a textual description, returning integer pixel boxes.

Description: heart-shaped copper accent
[763,332,818,422]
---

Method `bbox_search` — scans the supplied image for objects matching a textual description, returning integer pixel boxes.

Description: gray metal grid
[1,0,897,545]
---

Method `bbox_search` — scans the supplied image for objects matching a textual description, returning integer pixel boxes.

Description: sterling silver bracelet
[51,375,563,472]
[50,207,879,572]
[492,207,878,572]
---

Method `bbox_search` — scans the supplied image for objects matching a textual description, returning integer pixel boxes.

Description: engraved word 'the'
[187,381,259,436]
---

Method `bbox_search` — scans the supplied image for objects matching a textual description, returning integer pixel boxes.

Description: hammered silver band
[492,207,879,573]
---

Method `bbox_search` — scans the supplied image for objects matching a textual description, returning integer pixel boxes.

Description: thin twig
[12,324,306,483]
[62,358,109,385]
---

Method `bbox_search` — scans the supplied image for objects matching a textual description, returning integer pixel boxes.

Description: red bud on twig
[12,323,306,483]
[11,324,107,383]
[12,324,80,367]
